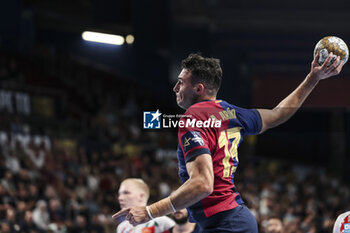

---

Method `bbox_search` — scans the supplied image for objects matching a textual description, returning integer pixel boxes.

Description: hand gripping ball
[313,36,349,66]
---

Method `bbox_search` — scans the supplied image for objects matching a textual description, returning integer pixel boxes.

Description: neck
[173,222,196,233]
[197,94,216,102]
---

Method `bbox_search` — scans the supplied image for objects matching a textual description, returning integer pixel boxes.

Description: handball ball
[313,36,349,66]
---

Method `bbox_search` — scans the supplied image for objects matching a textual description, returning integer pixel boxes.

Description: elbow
[204,184,213,196]
[198,178,213,196]
[262,117,286,133]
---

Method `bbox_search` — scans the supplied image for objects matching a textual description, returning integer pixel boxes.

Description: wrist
[306,73,320,86]
[148,197,176,218]
[146,206,154,220]
[169,197,177,212]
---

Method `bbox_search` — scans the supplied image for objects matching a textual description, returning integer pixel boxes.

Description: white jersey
[333,211,350,233]
[117,216,175,233]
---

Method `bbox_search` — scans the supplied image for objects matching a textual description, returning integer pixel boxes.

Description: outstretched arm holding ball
[257,51,344,133]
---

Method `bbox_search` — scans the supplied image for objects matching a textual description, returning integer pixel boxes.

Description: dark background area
[0,0,350,232]
[4,0,348,175]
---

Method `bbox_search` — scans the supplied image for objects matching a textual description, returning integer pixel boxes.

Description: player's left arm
[169,153,214,209]
[112,153,214,225]
[257,52,344,133]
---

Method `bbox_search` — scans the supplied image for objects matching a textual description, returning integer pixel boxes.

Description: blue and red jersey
[177,100,262,223]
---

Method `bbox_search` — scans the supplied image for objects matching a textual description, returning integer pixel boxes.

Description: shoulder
[117,220,128,227]
[193,224,201,233]
[187,100,213,109]
[186,100,219,112]
[117,221,152,233]
[153,216,175,225]
[182,100,222,123]
[116,221,129,233]
[143,216,175,233]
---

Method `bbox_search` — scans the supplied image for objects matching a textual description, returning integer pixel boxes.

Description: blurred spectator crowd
[0,51,349,233]
[1,128,349,233]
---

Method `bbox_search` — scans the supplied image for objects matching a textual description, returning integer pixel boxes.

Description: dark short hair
[181,53,222,95]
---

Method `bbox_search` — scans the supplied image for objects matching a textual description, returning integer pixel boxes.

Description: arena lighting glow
[125,34,135,44]
[82,31,125,45]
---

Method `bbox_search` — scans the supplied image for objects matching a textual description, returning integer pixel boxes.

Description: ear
[195,83,205,95]
[139,193,146,203]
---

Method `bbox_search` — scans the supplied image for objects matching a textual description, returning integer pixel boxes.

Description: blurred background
[0,0,349,232]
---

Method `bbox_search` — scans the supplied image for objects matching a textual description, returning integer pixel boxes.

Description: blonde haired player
[116,178,175,233]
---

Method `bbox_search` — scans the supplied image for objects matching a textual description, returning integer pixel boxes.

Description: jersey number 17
[218,127,242,178]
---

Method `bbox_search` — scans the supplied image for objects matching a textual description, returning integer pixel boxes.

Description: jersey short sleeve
[117,216,175,233]
[235,107,262,136]
[178,115,212,164]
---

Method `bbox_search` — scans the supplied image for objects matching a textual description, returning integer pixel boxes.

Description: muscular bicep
[186,153,214,193]
[257,109,276,133]
[169,153,214,210]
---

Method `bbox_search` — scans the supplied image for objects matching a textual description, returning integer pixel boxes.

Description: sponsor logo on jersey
[181,131,205,153]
